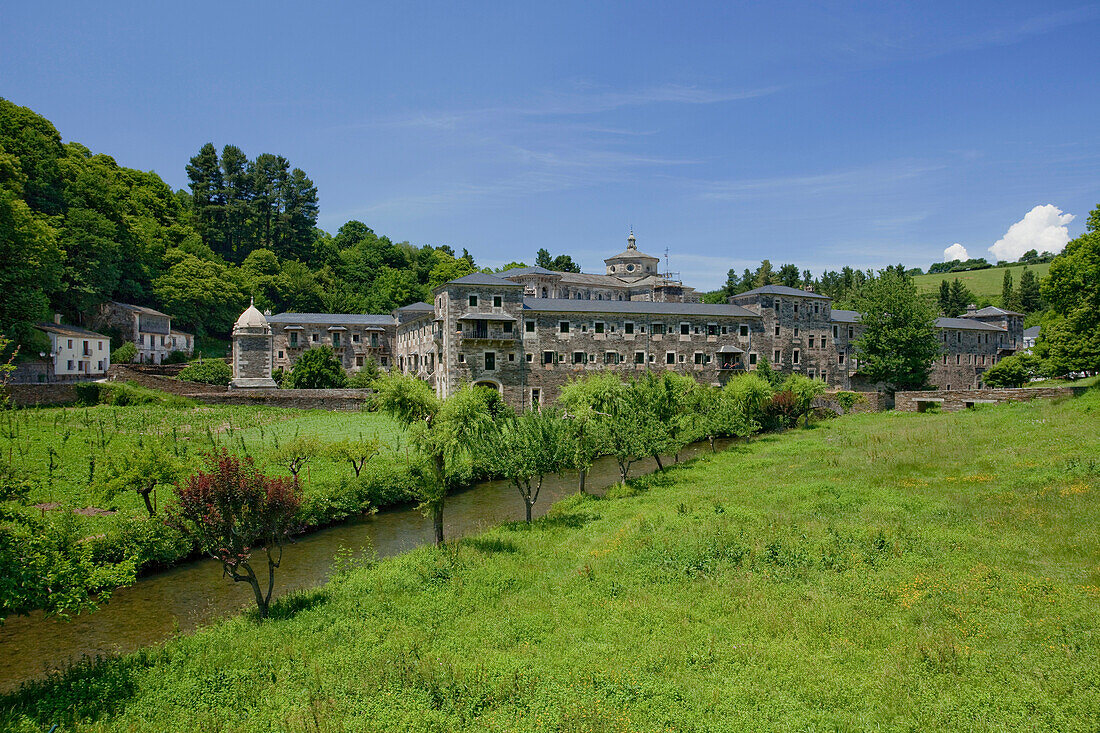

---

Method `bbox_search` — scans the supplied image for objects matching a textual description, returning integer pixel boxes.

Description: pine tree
[938,280,951,314]
[185,143,227,258]
[1002,269,1018,311]
[1018,268,1042,312]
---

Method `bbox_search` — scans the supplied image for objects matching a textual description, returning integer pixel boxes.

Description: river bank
[4,391,1098,731]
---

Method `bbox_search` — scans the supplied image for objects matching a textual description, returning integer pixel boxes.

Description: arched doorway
[473,379,502,394]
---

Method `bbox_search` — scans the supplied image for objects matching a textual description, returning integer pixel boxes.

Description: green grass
[2,403,406,550]
[5,390,1099,731]
[912,263,1050,303]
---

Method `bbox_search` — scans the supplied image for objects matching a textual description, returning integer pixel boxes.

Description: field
[912,262,1050,303]
[4,389,1098,731]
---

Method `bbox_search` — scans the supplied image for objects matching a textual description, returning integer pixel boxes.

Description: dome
[234,300,268,330]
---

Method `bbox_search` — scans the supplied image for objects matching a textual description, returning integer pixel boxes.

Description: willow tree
[485,408,569,522]
[375,374,492,544]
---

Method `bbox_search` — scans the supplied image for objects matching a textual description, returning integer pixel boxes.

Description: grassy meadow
[911,262,1050,303]
[4,389,1098,731]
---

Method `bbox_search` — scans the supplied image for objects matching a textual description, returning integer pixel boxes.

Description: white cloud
[988,205,1075,262]
[944,243,969,261]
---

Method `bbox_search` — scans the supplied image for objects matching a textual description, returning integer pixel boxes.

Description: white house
[35,317,111,380]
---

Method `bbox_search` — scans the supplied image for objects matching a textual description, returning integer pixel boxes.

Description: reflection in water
[0,439,728,692]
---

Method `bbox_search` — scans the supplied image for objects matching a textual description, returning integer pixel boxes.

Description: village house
[96,301,192,364]
[33,315,111,381]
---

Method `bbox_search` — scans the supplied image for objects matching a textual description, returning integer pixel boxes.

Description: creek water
[0,439,731,693]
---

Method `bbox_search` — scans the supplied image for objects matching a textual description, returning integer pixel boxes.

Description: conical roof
[234,300,268,329]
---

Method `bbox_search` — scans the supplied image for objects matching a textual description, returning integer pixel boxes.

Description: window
[485,352,496,370]
[793,304,799,315]
[943,354,948,365]
[833,325,839,339]
[559,321,570,333]
[531,388,541,407]
[634,351,645,364]
[653,323,665,335]
[808,368,816,379]
[604,351,618,365]
[332,333,341,346]
[67,360,75,370]
[649,354,656,363]
[509,352,515,361]
[311,333,319,342]
[679,354,686,363]
[822,371,827,383]
[98,342,103,351]
[848,326,854,339]
[355,356,364,367]
[774,325,781,336]
[694,352,705,365]
[289,333,298,346]
[371,333,379,348]
[793,327,800,337]
[624,322,634,335]
[458,353,465,364]
[493,295,502,308]
[680,323,690,336]
[814,304,820,314]
[352,333,361,343]
[956,354,961,365]
[793,349,800,365]
[707,323,717,336]
[573,351,586,364]
[525,320,535,333]
[503,321,513,334]
[666,352,676,364]
[469,295,478,307]
[749,352,757,365]
[97,360,104,371]
[526,352,533,362]
[278,350,284,359]
[808,336,815,348]
[739,324,749,337]
[774,349,781,363]
[67,339,73,349]
[838,353,845,365]
[543,351,555,365]
[595,321,605,334]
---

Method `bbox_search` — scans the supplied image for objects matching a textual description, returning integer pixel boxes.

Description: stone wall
[187,389,374,411]
[895,387,1080,413]
[108,365,226,395]
[6,383,79,407]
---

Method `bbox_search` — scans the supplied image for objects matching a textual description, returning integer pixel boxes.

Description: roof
[605,248,660,261]
[830,309,861,323]
[557,272,633,287]
[964,306,1024,318]
[234,303,268,329]
[458,312,517,321]
[36,322,109,339]
[169,329,192,337]
[499,266,561,278]
[443,273,523,287]
[521,298,759,318]
[395,302,434,312]
[110,301,169,318]
[935,317,1006,332]
[731,285,830,300]
[266,313,395,326]
[1024,326,1041,338]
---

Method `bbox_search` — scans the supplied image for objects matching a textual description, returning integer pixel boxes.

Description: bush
[982,353,1047,388]
[163,350,189,365]
[347,357,380,388]
[834,391,864,412]
[111,342,137,364]
[178,359,232,386]
[286,346,347,389]
[98,382,195,407]
[272,367,286,388]
[73,382,101,406]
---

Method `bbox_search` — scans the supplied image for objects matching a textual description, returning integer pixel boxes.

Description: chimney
[53,313,62,325]
[965,303,977,315]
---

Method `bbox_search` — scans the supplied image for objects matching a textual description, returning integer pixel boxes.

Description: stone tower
[604,229,660,280]
[230,300,277,389]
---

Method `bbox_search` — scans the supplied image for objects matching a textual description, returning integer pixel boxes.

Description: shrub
[111,342,137,364]
[178,359,232,386]
[272,367,286,388]
[834,391,864,412]
[163,350,189,365]
[286,346,347,389]
[73,382,101,406]
[347,358,380,388]
[982,353,1047,388]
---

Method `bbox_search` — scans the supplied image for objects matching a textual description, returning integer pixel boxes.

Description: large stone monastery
[231,233,1024,408]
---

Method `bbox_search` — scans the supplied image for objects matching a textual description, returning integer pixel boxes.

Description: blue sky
[2,1,1097,289]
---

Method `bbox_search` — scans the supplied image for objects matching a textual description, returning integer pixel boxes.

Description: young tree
[558,374,613,494]
[723,373,774,430]
[686,383,754,452]
[375,374,491,544]
[169,451,300,619]
[852,271,940,392]
[485,408,569,522]
[327,436,381,478]
[286,345,347,389]
[271,436,322,480]
[96,442,180,517]
[982,353,1046,388]
[779,374,828,427]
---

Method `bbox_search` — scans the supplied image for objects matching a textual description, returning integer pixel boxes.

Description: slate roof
[731,285,830,300]
[267,313,395,326]
[499,266,561,278]
[605,248,660,261]
[443,273,524,287]
[110,301,170,318]
[964,306,1024,318]
[36,322,110,339]
[1024,326,1041,339]
[556,272,632,287]
[935,317,1006,331]
[522,298,759,318]
[830,309,861,323]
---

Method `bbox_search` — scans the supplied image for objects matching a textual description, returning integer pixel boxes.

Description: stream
[0,438,732,693]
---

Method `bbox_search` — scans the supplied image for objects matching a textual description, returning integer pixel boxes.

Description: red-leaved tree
[168,450,301,619]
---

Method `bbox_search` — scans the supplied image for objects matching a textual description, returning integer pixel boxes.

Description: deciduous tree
[852,271,940,392]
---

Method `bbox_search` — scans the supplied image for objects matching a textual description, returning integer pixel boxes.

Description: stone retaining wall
[108,365,226,395]
[6,383,79,407]
[186,389,374,411]
[895,387,1080,413]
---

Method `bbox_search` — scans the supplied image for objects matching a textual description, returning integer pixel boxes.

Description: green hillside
[5,390,1099,731]
[913,263,1050,303]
